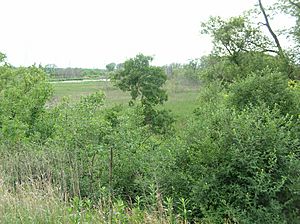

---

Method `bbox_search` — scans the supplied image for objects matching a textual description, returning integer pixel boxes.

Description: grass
[51,80,200,123]
[0,147,192,224]
[51,81,129,105]
[0,183,190,223]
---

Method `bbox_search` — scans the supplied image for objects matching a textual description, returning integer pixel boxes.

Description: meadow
[51,79,200,123]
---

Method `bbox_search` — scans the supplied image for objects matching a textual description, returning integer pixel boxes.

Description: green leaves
[201,16,274,60]
[113,54,167,106]
[227,70,299,115]
[0,52,6,63]
[184,99,300,222]
[113,53,173,134]
[105,62,116,72]
[0,62,53,143]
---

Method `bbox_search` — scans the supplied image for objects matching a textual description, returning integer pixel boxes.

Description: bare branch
[288,0,300,10]
[258,0,284,58]
[258,22,267,26]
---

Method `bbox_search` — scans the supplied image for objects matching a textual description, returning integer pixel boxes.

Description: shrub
[178,99,300,223]
[0,64,52,144]
[228,70,299,116]
[199,53,290,86]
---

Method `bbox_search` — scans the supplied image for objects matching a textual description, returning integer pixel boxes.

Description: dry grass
[0,152,193,224]
[0,180,190,223]
[0,177,68,223]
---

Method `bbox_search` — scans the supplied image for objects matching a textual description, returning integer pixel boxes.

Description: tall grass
[0,179,192,223]
[0,146,194,223]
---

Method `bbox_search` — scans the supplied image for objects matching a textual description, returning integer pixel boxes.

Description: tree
[256,0,300,77]
[258,0,285,58]
[0,52,6,64]
[200,9,299,81]
[113,54,167,106]
[201,15,275,64]
[44,64,57,76]
[106,63,116,72]
[116,63,124,70]
[113,54,173,134]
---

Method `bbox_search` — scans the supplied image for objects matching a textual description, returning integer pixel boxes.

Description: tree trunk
[258,0,284,58]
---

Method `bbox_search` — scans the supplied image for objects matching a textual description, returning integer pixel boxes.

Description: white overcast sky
[0,0,289,68]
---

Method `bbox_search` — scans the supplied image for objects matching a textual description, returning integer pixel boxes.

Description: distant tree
[187,58,201,72]
[0,52,6,63]
[106,63,116,72]
[116,63,124,70]
[44,64,57,76]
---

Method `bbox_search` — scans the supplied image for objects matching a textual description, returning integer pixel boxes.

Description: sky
[0,0,289,68]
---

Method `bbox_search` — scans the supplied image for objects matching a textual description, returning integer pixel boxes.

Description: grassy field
[51,80,200,122]
[51,81,131,105]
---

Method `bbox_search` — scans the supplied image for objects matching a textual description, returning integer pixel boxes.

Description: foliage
[46,67,105,81]
[198,52,286,85]
[113,54,167,106]
[198,8,299,84]
[198,55,240,85]
[172,59,202,84]
[44,64,57,76]
[1,3,300,221]
[227,70,299,115]
[0,62,53,143]
[277,0,300,63]
[201,15,275,62]
[106,62,116,72]
[0,177,194,223]
[0,52,6,64]
[176,96,300,223]
[113,54,173,134]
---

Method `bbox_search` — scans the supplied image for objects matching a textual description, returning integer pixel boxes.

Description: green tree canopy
[113,54,173,134]
[106,62,116,72]
[201,15,275,64]
[113,54,167,106]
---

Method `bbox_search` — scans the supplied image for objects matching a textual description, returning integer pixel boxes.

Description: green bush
[176,97,300,223]
[33,94,167,201]
[199,53,290,86]
[228,70,299,116]
[0,63,52,144]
